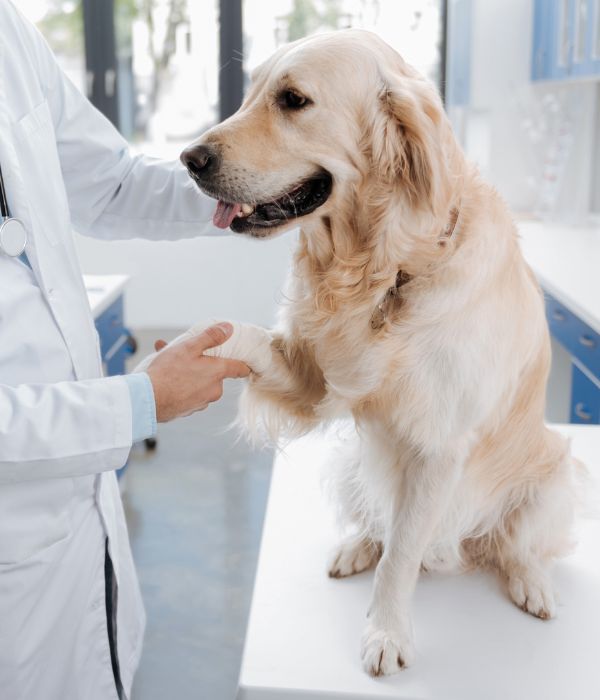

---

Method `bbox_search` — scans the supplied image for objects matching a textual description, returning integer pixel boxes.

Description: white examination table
[238,424,600,700]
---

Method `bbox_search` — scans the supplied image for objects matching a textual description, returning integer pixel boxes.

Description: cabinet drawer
[95,297,124,360]
[103,341,130,377]
[532,0,600,81]
[545,294,600,378]
[570,362,600,424]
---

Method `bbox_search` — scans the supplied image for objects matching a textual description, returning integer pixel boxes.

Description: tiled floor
[123,331,273,700]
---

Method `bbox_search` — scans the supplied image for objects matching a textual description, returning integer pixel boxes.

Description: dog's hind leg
[496,495,573,620]
[505,561,556,619]
[328,536,382,578]
[489,438,577,620]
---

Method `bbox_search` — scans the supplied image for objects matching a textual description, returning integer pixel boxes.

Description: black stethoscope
[0,163,28,257]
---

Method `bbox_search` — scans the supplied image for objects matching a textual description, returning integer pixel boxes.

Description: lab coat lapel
[0,34,45,287]
[0,35,100,381]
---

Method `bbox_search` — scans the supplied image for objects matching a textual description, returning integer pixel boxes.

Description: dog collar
[370,270,412,330]
[369,207,460,331]
[441,206,460,242]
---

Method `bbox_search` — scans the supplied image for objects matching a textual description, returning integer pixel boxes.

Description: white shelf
[518,220,600,334]
[83,274,129,319]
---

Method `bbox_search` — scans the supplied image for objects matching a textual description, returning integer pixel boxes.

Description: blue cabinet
[546,295,600,378]
[94,294,140,477]
[95,297,135,377]
[545,292,600,424]
[532,0,600,81]
[571,362,600,423]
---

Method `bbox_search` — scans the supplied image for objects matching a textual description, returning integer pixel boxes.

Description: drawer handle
[574,403,592,421]
[552,309,566,322]
[579,334,596,349]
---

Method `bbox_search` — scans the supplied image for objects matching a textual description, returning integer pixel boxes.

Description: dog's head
[182,30,458,241]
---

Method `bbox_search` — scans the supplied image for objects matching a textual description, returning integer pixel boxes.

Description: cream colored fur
[184,30,580,676]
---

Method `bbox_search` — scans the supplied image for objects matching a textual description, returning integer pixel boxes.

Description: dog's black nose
[180,144,220,180]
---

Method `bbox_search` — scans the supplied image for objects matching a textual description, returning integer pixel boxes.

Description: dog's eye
[279,90,310,110]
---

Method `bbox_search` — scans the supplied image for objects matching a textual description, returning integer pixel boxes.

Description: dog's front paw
[328,538,382,578]
[360,622,415,676]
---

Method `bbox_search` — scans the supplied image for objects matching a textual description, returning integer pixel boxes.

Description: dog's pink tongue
[213,200,242,229]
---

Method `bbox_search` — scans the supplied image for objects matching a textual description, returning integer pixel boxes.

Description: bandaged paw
[134,321,274,375]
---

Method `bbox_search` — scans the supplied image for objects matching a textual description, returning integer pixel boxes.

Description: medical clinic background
[9,1,598,699]
[8,3,446,699]
[18,0,442,332]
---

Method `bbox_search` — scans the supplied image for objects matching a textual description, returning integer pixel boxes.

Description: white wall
[449,0,598,220]
[75,229,297,330]
[70,0,298,333]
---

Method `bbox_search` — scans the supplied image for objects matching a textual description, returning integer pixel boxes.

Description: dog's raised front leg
[134,322,326,438]
[361,440,468,676]
[133,321,274,374]
[241,333,327,438]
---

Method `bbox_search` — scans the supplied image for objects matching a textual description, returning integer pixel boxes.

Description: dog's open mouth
[209,171,333,233]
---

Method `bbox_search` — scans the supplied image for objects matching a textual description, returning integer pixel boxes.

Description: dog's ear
[371,75,446,211]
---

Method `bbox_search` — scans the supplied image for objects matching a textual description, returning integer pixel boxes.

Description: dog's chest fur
[284,252,520,447]
[288,279,418,407]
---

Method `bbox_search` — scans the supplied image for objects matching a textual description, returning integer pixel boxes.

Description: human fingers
[185,322,233,354]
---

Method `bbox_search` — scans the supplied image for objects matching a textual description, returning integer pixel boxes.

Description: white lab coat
[0,3,217,698]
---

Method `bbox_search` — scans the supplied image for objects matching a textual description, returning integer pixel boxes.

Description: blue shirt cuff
[124,372,157,443]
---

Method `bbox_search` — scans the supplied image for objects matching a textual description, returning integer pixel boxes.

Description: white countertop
[238,424,600,700]
[518,220,600,334]
[83,274,129,319]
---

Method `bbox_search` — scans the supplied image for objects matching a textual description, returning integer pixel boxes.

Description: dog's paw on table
[327,536,382,578]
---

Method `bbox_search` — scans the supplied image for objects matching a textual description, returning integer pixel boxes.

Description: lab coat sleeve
[0,376,133,483]
[19,5,218,241]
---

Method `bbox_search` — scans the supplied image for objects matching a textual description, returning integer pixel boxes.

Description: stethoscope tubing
[0,163,10,219]
[0,162,28,257]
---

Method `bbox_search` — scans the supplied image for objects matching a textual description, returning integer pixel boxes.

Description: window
[20,1,221,156]
[243,0,445,91]
[558,0,570,66]
[20,0,86,93]
[124,1,219,150]
[21,0,444,155]
[574,0,588,64]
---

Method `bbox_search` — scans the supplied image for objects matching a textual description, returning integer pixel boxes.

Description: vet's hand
[146,322,250,422]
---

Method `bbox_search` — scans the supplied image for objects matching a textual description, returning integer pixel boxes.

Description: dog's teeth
[240,203,254,216]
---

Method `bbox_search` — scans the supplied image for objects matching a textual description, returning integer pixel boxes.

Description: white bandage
[133,321,274,375]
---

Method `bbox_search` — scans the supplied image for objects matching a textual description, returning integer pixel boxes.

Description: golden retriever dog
[178,30,579,675]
